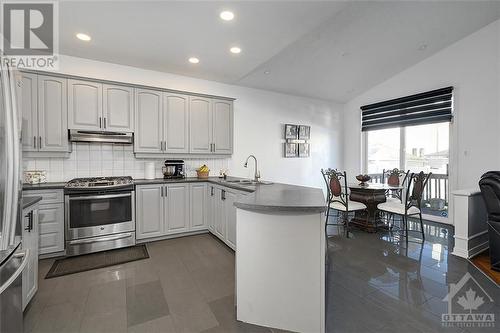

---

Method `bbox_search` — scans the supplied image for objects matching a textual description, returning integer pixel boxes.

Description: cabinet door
[165,184,190,234]
[22,208,38,310]
[68,79,103,130]
[224,191,237,250]
[103,84,134,132]
[214,188,225,240]
[38,203,64,254]
[213,99,233,154]
[38,76,69,152]
[20,73,38,152]
[190,183,206,231]
[189,96,212,153]
[164,93,189,153]
[136,185,164,240]
[206,185,216,233]
[134,89,163,153]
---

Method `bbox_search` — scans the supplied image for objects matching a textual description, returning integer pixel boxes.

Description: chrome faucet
[244,155,260,182]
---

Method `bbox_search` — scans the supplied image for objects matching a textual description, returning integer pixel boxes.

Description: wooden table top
[347,183,403,191]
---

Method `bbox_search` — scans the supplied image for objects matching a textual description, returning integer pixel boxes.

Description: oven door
[65,190,135,240]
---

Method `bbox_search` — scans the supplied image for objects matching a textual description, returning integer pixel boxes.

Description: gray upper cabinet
[103,84,134,132]
[213,99,233,154]
[20,73,38,152]
[68,79,102,131]
[189,96,212,153]
[134,89,163,153]
[164,93,189,153]
[37,75,69,152]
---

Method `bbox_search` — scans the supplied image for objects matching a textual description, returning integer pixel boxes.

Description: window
[364,122,450,221]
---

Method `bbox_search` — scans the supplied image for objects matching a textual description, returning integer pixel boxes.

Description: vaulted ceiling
[60,1,500,102]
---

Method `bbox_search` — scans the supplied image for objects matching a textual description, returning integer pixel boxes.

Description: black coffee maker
[162,160,185,179]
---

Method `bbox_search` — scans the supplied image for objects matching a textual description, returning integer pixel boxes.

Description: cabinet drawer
[24,189,64,204]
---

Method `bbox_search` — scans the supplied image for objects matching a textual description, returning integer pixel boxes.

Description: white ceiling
[60,1,500,102]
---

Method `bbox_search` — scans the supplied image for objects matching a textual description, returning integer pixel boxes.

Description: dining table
[347,183,403,232]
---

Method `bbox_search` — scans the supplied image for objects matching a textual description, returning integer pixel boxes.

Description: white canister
[144,162,155,179]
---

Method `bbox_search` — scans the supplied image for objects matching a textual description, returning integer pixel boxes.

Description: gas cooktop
[65,176,134,189]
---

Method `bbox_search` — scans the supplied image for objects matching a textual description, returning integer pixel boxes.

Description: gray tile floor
[24,219,499,333]
[326,218,500,333]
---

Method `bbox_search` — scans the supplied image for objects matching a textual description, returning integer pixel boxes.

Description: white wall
[30,55,343,189]
[343,19,500,194]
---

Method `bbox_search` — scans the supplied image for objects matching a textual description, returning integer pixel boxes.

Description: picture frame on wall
[298,143,310,157]
[284,124,298,140]
[284,143,298,158]
[298,125,311,140]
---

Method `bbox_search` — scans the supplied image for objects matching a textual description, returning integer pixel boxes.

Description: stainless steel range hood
[69,129,133,144]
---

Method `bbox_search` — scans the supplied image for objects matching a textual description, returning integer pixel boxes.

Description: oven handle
[68,192,132,201]
[68,233,133,245]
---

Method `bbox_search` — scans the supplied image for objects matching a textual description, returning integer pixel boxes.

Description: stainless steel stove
[64,176,135,256]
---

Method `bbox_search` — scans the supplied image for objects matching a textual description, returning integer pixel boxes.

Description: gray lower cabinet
[135,182,242,250]
[22,74,69,153]
[136,183,191,239]
[136,184,164,240]
[22,204,39,310]
[23,190,65,255]
[224,190,237,249]
[206,185,216,233]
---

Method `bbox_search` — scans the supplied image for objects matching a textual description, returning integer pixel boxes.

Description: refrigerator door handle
[0,249,29,295]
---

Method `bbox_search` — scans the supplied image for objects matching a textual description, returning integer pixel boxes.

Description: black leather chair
[478,171,500,272]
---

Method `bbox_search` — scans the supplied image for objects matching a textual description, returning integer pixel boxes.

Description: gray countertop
[233,183,326,214]
[23,182,67,190]
[22,177,325,213]
[22,196,42,209]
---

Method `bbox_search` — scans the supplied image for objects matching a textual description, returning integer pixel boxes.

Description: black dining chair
[377,171,431,241]
[321,169,367,235]
[382,168,410,203]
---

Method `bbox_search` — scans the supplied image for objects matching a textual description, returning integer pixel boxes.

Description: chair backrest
[404,171,431,209]
[382,168,410,187]
[321,168,348,208]
[479,171,500,222]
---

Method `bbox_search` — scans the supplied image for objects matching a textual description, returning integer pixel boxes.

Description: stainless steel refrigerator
[0,61,27,333]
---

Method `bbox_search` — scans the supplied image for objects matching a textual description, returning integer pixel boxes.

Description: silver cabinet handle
[213,143,216,152]
[68,233,133,245]
[211,186,214,196]
[165,186,168,197]
[33,136,36,149]
[69,192,132,201]
[99,117,102,128]
[161,186,164,197]
[104,117,107,129]
[39,136,42,149]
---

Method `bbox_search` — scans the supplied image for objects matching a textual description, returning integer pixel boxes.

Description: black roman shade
[361,86,453,131]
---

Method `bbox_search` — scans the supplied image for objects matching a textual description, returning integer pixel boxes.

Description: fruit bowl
[356,174,371,185]
[196,165,210,179]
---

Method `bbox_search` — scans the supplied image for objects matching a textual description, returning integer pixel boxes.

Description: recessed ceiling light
[264,70,270,75]
[76,33,91,41]
[188,57,200,64]
[230,47,241,54]
[220,11,234,21]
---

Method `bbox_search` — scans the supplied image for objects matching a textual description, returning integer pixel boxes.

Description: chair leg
[419,212,425,241]
[325,205,330,226]
[403,214,408,243]
[345,211,350,238]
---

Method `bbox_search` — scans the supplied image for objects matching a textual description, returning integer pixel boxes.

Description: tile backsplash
[22,143,230,182]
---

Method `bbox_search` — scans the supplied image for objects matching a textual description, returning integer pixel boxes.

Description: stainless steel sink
[224,179,273,185]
